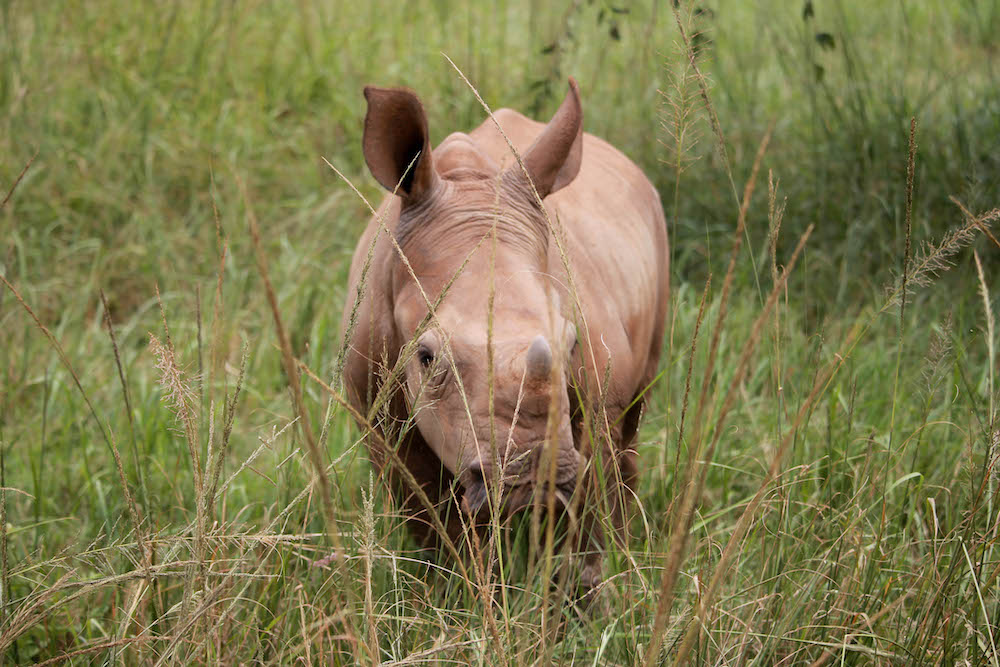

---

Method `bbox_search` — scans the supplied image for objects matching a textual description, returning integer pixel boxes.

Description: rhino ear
[362,86,439,199]
[511,77,583,199]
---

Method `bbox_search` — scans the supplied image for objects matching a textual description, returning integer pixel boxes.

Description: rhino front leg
[568,403,642,609]
[589,406,641,542]
[570,502,611,615]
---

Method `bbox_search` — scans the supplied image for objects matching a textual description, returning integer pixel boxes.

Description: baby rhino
[340,78,668,596]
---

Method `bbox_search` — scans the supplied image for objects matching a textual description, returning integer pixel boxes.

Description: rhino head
[361,80,586,519]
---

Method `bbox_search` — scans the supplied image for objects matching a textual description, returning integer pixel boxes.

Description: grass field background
[2,0,1000,663]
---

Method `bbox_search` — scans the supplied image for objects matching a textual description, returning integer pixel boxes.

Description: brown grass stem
[646,273,711,666]
[672,227,822,664]
[808,590,914,667]
[32,635,174,667]
[293,358,478,588]
[0,150,37,211]
[670,3,736,204]
[207,341,248,520]
[689,127,772,456]
[240,179,366,662]
[243,187,332,524]
[0,274,113,456]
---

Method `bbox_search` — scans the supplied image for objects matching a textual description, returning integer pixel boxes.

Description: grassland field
[2,0,1000,663]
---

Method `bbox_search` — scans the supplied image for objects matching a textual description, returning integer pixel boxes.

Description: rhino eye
[417,347,435,368]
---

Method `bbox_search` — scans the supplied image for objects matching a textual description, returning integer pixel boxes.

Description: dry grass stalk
[208,165,226,358]
[646,273,711,665]
[100,290,148,504]
[215,418,295,500]
[690,125,772,449]
[952,196,1000,251]
[660,2,708,184]
[1,562,199,655]
[209,238,228,399]
[152,288,202,485]
[0,270,162,654]
[806,590,913,667]
[0,266,6,649]
[33,635,171,667]
[766,169,788,442]
[207,341,248,519]
[205,227,231,524]
[962,541,1000,666]
[0,244,10,640]
[105,427,152,581]
[975,251,996,427]
[886,205,1000,307]
[195,285,204,422]
[767,170,786,287]
[0,427,7,642]
[659,3,712,444]
[767,172,786,307]
[0,274,113,452]
[240,179,366,661]
[153,487,323,665]
[330,165,379,388]
[360,474,380,663]
[672,227,819,664]
[202,185,240,525]
[670,2,735,200]
[902,117,917,321]
[321,156,438,322]
[873,118,921,576]
[150,286,211,645]
[241,182,331,519]
[538,305,570,656]
[0,572,76,655]
[888,117,919,438]
[294,359,478,587]
[0,150,37,211]
[647,224,813,665]
[478,168,508,654]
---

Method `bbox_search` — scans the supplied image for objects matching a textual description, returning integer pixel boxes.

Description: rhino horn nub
[526,335,553,381]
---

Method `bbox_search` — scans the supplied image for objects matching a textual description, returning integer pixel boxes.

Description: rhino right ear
[363,86,439,200]
[507,78,583,200]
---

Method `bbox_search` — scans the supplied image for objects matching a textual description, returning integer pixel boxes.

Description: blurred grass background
[2,0,1000,663]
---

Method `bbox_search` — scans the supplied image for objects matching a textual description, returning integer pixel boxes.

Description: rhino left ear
[509,77,583,199]
[362,86,439,200]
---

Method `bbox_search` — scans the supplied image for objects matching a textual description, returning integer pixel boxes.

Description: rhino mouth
[460,451,580,516]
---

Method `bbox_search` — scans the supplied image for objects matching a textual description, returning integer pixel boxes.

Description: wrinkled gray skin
[340,79,669,593]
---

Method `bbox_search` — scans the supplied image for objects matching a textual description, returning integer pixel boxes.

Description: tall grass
[2,0,1000,663]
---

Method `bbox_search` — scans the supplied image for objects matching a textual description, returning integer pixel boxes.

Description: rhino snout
[460,445,584,516]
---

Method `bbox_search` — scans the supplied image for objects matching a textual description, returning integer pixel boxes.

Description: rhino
[340,78,668,593]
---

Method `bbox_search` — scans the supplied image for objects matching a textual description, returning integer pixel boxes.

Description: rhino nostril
[462,462,488,515]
